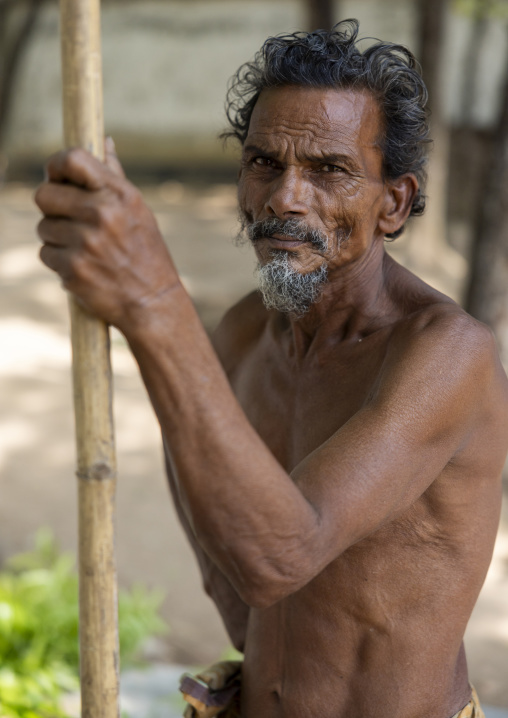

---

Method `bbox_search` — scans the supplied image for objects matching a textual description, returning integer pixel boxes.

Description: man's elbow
[234,559,306,609]
[198,524,325,609]
[238,584,280,609]
[203,556,292,609]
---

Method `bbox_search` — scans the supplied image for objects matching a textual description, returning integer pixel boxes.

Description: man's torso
[213,266,507,718]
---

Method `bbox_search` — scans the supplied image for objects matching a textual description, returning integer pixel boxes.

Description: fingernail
[106,136,116,153]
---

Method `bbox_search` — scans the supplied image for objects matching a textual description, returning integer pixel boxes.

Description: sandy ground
[1,181,507,708]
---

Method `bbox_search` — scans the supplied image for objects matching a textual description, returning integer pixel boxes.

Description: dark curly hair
[223,19,430,239]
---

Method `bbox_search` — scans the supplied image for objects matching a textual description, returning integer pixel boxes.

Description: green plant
[219,646,243,663]
[0,529,167,718]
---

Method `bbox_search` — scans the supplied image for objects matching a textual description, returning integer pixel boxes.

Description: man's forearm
[33,146,323,608]
[123,283,322,607]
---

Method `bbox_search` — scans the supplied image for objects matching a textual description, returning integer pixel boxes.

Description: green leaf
[0,529,169,718]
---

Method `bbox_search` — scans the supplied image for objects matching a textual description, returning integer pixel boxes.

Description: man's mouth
[245,218,329,253]
[266,233,307,249]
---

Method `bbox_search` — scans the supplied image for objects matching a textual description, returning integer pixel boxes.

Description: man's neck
[281,244,400,358]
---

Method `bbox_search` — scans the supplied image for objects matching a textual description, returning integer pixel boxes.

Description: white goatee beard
[256,251,328,317]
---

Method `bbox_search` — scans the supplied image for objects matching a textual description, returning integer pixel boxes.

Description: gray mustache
[246,218,329,252]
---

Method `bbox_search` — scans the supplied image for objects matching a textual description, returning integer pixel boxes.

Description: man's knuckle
[59,148,87,181]
[81,228,100,253]
[40,244,62,276]
[34,184,44,207]
[122,182,140,204]
[80,201,100,226]
[39,244,51,266]
[67,147,86,168]
[34,182,52,210]
[36,217,47,239]
[68,251,85,277]
[96,202,119,231]
[44,151,63,177]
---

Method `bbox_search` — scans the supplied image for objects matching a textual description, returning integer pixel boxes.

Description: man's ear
[377,174,419,237]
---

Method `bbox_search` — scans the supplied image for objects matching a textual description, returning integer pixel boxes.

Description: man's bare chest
[229,333,389,470]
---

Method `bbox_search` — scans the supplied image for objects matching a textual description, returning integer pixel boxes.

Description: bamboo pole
[59,1,119,716]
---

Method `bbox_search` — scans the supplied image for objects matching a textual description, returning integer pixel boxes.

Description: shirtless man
[36,21,508,718]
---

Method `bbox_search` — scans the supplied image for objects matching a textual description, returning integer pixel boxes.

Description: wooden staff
[60,1,119,716]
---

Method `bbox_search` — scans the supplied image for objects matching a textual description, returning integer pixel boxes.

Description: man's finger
[39,243,74,280]
[37,216,84,248]
[45,147,110,190]
[35,181,100,223]
[104,136,125,178]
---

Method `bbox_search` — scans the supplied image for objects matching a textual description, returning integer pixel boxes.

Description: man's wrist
[117,279,192,345]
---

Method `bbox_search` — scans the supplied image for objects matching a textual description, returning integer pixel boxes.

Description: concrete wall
[5,0,508,173]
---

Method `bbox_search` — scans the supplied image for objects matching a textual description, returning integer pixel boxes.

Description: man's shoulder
[386,300,508,428]
[393,300,498,362]
[386,259,492,352]
[211,291,269,374]
[395,300,490,344]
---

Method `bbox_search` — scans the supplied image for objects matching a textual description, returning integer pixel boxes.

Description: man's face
[237,86,390,314]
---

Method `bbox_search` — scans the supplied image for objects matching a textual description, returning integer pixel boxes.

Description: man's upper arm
[291,310,504,562]
[187,303,505,608]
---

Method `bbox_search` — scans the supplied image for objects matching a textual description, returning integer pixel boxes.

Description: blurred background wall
[3,0,508,280]
[2,0,507,173]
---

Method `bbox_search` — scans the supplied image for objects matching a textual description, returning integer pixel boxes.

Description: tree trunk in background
[0,0,43,182]
[459,6,489,125]
[307,0,336,31]
[465,60,508,370]
[409,0,451,267]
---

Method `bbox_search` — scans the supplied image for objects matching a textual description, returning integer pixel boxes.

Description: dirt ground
[1,181,507,707]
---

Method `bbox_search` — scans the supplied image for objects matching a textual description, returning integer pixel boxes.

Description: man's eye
[321,164,344,173]
[253,157,274,167]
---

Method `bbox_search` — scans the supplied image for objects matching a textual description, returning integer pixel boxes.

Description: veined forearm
[123,286,322,606]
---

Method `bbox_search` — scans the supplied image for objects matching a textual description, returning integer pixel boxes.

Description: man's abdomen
[240,537,474,718]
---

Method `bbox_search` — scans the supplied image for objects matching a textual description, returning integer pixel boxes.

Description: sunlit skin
[35,86,508,718]
[238,87,420,343]
[239,87,392,273]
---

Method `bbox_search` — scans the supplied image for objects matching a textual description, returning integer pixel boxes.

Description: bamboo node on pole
[77,463,116,482]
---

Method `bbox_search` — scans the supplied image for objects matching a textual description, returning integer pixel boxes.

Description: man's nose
[264,167,310,219]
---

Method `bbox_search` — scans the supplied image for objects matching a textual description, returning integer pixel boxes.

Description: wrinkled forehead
[246,86,384,160]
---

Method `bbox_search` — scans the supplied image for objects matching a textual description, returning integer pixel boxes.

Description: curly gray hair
[223,19,430,239]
